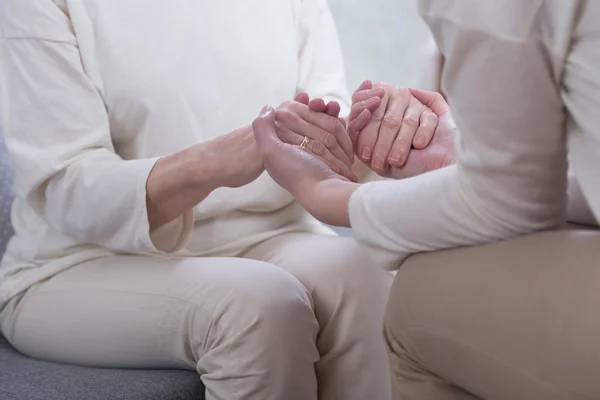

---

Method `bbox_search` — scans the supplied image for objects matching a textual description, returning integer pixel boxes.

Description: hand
[272,97,357,181]
[388,89,455,179]
[253,105,358,226]
[349,80,439,177]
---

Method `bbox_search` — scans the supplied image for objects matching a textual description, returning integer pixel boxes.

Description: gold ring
[299,136,310,149]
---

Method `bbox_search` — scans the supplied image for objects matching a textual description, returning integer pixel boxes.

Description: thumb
[408,88,450,117]
[252,105,281,152]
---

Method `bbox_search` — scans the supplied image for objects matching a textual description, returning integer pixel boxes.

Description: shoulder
[417,0,545,41]
[0,0,75,43]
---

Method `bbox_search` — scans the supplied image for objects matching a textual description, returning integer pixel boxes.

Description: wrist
[185,143,225,193]
[298,179,360,228]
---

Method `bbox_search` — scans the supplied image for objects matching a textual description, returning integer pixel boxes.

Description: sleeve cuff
[133,157,194,254]
[149,209,195,253]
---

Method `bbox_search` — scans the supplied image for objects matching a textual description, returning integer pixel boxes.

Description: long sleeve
[296,0,351,114]
[0,2,193,254]
[349,1,576,269]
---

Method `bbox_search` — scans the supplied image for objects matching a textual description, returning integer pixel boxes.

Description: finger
[347,109,372,144]
[348,96,382,125]
[308,98,327,112]
[324,101,341,118]
[252,105,280,153]
[354,80,373,96]
[387,97,422,167]
[338,117,347,129]
[277,125,356,181]
[294,105,355,163]
[412,109,438,149]
[352,88,386,104]
[295,93,310,105]
[371,87,411,172]
[274,114,353,169]
[408,89,450,117]
[356,85,391,163]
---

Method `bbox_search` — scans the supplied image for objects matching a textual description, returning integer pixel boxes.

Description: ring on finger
[299,136,310,149]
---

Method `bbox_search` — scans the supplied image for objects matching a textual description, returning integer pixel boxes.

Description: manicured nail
[361,146,372,160]
[414,135,426,148]
[373,158,385,170]
[389,152,402,164]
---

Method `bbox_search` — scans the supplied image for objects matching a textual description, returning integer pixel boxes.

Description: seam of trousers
[404,325,591,400]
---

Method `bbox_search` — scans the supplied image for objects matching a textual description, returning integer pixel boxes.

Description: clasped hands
[253,80,456,226]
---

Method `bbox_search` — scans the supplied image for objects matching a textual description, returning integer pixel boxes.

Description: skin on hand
[274,99,357,181]
[388,89,455,179]
[349,80,439,177]
[253,105,359,227]
[302,91,382,180]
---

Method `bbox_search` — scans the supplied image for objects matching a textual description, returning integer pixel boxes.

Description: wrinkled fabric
[350,0,600,269]
[0,0,350,308]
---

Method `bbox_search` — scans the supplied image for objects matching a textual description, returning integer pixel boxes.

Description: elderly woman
[0,1,439,400]
[253,0,600,399]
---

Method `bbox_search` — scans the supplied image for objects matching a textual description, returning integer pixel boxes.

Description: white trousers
[0,232,393,400]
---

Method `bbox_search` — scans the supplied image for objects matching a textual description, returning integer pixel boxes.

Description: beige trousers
[384,229,600,400]
[0,232,393,400]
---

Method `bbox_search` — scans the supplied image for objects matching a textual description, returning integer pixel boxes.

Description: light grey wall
[326,1,433,236]
[328,0,432,90]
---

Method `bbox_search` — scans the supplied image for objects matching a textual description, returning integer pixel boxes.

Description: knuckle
[397,87,411,99]
[275,109,299,124]
[382,114,402,129]
[402,115,419,127]
[423,111,438,125]
[310,140,326,155]
[322,132,337,148]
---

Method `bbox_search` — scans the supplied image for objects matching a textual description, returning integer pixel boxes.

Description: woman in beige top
[254,0,600,399]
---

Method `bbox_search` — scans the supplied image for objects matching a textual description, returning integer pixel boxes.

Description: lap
[1,254,311,369]
[386,229,600,399]
[242,232,392,297]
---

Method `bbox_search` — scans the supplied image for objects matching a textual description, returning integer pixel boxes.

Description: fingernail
[414,135,426,147]
[366,97,379,105]
[361,146,372,160]
[260,105,273,115]
[373,158,385,170]
[389,152,402,164]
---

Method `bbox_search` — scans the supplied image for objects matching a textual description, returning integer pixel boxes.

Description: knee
[195,260,318,339]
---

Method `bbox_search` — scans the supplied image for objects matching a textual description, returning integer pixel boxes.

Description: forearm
[146,125,257,231]
[146,146,215,231]
[299,179,360,227]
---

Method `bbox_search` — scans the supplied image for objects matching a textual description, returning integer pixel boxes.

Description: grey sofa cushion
[0,335,205,400]
[0,132,14,258]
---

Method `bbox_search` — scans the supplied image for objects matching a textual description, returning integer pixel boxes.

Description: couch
[0,134,205,399]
